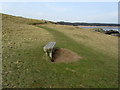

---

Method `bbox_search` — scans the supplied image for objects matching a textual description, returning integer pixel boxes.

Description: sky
[0,2,118,23]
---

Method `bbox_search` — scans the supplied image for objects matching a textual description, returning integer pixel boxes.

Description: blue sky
[1,2,118,23]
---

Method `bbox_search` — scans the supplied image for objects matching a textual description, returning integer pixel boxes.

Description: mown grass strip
[37,25,118,88]
[38,25,112,60]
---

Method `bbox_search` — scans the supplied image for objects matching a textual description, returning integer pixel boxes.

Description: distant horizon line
[56,21,119,24]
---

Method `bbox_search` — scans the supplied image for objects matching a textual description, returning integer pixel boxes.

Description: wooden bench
[43,42,56,58]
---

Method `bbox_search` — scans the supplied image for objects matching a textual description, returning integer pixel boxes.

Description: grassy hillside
[2,14,118,88]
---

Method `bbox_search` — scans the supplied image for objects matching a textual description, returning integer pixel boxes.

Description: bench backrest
[44,42,56,50]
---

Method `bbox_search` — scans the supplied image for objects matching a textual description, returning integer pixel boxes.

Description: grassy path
[37,25,118,88]
[38,25,116,61]
[38,26,102,58]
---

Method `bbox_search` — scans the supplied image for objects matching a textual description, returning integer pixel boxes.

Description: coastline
[78,26,119,28]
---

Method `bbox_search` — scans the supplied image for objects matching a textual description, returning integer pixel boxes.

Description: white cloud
[44,3,67,13]
[84,11,118,23]
[0,3,2,13]
[1,3,12,13]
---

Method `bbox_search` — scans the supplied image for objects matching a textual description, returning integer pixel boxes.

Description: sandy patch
[52,48,81,63]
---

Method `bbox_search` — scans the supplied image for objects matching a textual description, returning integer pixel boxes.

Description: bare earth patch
[52,48,81,62]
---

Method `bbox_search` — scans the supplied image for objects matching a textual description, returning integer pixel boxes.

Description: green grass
[2,14,118,88]
[37,25,118,88]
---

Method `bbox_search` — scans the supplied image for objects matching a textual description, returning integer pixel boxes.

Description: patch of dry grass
[2,14,54,51]
[2,14,55,88]
[2,13,46,24]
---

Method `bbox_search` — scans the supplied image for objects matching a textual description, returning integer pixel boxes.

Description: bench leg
[45,52,48,56]
[43,47,46,52]
[49,51,52,58]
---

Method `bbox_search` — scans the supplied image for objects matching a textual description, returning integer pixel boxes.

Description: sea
[78,26,119,32]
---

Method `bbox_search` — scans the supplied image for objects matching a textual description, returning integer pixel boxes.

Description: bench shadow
[51,47,59,62]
